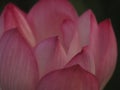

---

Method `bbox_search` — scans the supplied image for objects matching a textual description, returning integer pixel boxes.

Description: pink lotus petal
[37,65,99,90]
[77,10,93,48]
[0,29,39,90]
[34,37,67,79]
[0,87,2,90]
[66,47,95,75]
[0,16,4,38]
[67,31,82,60]
[67,10,97,60]
[60,18,82,60]
[90,19,117,89]
[61,20,75,52]
[79,10,117,88]
[1,3,17,32]
[27,0,78,43]
[1,3,36,47]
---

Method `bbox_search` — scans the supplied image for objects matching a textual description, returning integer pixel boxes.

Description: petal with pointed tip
[34,37,67,79]
[90,19,117,89]
[66,47,95,74]
[2,3,36,47]
[67,31,82,60]
[79,10,117,88]
[61,20,75,51]
[1,3,17,31]
[59,15,80,60]
[27,0,78,42]
[77,10,93,48]
[67,10,98,60]
[0,29,39,90]
[37,65,99,90]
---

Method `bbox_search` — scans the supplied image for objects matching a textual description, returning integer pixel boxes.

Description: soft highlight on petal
[0,29,39,90]
[34,37,67,79]
[37,65,99,90]
[67,10,98,60]
[67,31,82,60]
[2,3,36,47]
[77,10,92,48]
[60,17,82,61]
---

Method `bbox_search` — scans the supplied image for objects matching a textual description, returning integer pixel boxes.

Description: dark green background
[0,0,120,90]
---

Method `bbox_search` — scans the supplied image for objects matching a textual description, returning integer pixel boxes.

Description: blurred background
[0,0,120,90]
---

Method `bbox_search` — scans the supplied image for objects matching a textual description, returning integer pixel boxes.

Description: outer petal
[66,47,95,75]
[34,37,67,79]
[90,19,117,89]
[1,3,36,47]
[79,10,117,88]
[0,29,39,90]
[1,3,20,31]
[27,0,78,42]
[37,65,99,90]
[0,16,4,38]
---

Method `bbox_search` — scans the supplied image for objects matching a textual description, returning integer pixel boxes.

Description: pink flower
[0,0,117,90]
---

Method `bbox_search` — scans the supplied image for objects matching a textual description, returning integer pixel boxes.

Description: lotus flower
[0,0,117,90]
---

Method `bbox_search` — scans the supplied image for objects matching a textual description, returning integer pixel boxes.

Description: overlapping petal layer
[0,29,39,90]
[34,37,67,79]
[1,3,36,47]
[77,10,117,88]
[66,47,95,75]
[91,19,117,89]
[0,0,117,90]
[27,0,78,43]
[37,65,99,90]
